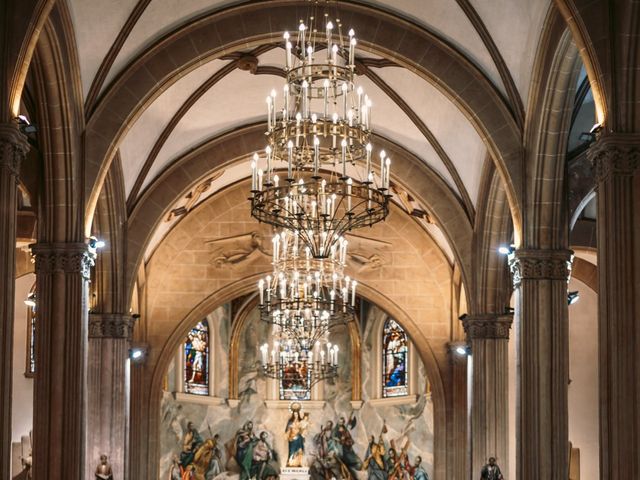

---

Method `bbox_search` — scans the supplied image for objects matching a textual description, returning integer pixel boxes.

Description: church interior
[1,1,638,479]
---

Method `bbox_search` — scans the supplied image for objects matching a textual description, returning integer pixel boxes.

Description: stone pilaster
[588,134,640,479]
[509,248,573,480]
[446,342,468,480]
[86,313,134,480]
[463,313,512,478]
[0,123,28,480]
[30,242,93,480]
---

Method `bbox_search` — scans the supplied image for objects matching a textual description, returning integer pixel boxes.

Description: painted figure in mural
[190,434,223,480]
[480,457,504,480]
[285,403,309,466]
[169,455,182,480]
[409,456,429,480]
[310,421,342,480]
[95,454,114,480]
[388,440,411,480]
[252,431,280,480]
[363,435,389,480]
[180,422,204,469]
[332,414,363,479]
[233,421,259,480]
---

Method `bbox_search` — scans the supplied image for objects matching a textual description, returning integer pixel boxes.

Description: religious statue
[95,454,114,480]
[332,414,362,479]
[480,457,504,480]
[364,434,388,480]
[180,422,204,469]
[409,456,429,480]
[285,403,309,466]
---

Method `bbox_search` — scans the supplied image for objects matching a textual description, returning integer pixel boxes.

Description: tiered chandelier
[249,16,391,259]
[258,229,354,384]
[252,15,387,388]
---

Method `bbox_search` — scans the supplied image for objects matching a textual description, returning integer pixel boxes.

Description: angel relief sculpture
[344,233,392,273]
[205,231,271,267]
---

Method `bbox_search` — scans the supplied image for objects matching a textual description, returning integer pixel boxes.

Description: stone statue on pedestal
[480,457,503,480]
[95,454,114,480]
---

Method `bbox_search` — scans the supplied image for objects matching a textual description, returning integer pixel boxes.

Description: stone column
[463,314,512,478]
[86,313,134,480]
[0,123,28,479]
[509,248,572,480]
[588,134,640,479]
[446,342,468,480]
[30,243,93,480]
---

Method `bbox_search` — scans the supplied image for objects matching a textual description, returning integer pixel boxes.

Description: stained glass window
[279,362,311,400]
[184,320,209,395]
[382,318,409,397]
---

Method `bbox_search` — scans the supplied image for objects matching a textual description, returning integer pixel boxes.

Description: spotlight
[15,114,37,134]
[568,291,580,305]
[455,346,467,356]
[449,341,470,356]
[498,244,515,255]
[129,346,147,363]
[24,292,36,308]
[88,236,106,250]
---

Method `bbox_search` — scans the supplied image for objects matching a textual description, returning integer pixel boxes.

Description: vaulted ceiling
[66,0,552,261]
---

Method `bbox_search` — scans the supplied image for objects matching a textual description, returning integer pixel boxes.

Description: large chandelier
[249,17,391,258]
[257,229,356,337]
[260,329,340,387]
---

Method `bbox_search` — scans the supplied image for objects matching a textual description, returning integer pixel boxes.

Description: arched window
[279,361,311,401]
[184,320,209,395]
[382,318,409,397]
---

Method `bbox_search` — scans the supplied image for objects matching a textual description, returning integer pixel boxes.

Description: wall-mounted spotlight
[24,292,36,308]
[498,244,516,255]
[449,341,470,357]
[568,291,580,305]
[129,345,147,363]
[15,114,37,134]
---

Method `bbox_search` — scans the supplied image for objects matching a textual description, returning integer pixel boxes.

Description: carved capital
[509,249,573,288]
[588,133,640,182]
[0,123,29,177]
[462,313,513,340]
[88,313,135,339]
[31,242,95,279]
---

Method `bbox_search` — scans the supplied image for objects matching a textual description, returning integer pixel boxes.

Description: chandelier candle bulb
[299,23,306,58]
[342,82,348,117]
[332,43,338,65]
[341,139,347,177]
[251,158,257,191]
[287,140,293,178]
[259,279,265,304]
[384,157,391,190]
[266,146,272,182]
[349,37,356,66]
[257,169,263,190]
[266,96,272,130]
[326,21,333,57]
[351,280,357,306]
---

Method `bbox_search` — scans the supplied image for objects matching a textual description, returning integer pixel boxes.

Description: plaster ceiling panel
[141,70,282,191]
[374,67,486,205]
[105,0,236,90]
[67,0,139,97]
[468,0,550,101]
[362,0,505,94]
[119,60,226,198]
[356,76,462,198]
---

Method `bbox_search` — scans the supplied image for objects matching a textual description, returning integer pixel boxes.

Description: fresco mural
[160,303,433,480]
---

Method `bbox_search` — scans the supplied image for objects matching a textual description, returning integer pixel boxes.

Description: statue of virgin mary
[285,402,309,467]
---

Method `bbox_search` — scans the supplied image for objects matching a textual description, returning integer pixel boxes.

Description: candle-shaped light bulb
[384,157,391,189]
[286,41,292,69]
[251,158,257,191]
[287,140,294,179]
[273,174,279,188]
[266,95,272,130]
[346,177,353,212]
[380,150,386,186]
[365,143,372,177]
[299,23,306,58]
[302,80,309,118]
[332,43,338,64]
[259,279,264,304]
[257,169,263,190]
[349,37,357,65]
[351,280,357,306]
[341,138,347,177]
[341,82,348,117]
[283,84,289,121]
[313,136,320,175]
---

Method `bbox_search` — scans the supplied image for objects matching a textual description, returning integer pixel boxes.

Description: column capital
[31,242,95,279]
[462,313,513,340]
[509,248,573,287]
[88,313,136,339]
[0,123,29,177]
[588,133,640,182]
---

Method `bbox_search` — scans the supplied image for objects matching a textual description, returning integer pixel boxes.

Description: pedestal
[280,466,311,480]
